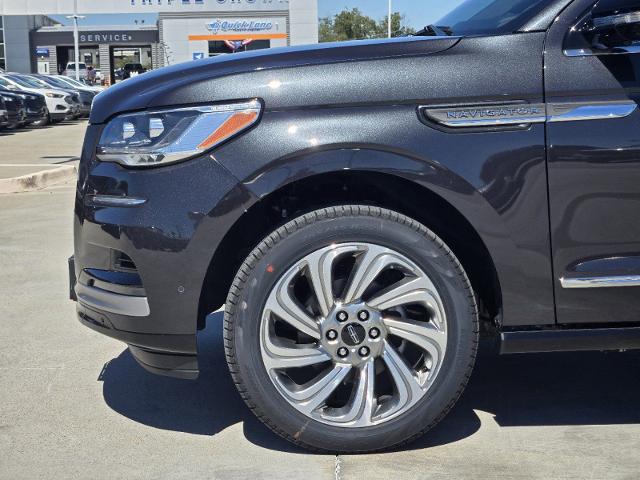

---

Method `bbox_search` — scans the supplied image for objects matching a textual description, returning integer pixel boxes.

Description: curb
[0,165,77,194]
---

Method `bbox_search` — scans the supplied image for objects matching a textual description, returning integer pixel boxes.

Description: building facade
[0,0,317,79]
[1,15,57,72]
[32,24,160,83]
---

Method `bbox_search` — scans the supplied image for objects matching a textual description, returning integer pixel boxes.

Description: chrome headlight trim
[96,99,261,168]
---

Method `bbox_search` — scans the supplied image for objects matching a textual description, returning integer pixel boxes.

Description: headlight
[46,92,64,98]
[96,100,261,167]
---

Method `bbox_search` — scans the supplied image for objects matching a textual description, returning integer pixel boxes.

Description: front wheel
[224,206,479,453]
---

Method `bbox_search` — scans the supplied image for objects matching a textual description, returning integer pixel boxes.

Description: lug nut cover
[337,347,349,357]
[326,329,338,340]
[369,327,380,339]
[336,311,349,322]
[358,346,370,357]
[358,310,370,321]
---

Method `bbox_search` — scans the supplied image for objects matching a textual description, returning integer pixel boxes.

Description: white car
[62,62,88,80]
[0,73,76,122]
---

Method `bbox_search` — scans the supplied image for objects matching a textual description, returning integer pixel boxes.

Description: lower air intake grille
[114,251,137,272]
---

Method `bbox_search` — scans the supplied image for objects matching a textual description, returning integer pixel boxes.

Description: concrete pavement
[0,120,86,167]
[0,120,86,192]
[1,131,640,479]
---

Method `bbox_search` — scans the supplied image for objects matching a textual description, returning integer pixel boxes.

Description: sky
[49,0,466,28]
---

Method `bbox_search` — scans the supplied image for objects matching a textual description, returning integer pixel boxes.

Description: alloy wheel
[260,242,447,427]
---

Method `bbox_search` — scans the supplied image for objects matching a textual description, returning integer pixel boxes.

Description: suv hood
[91,36,459,124]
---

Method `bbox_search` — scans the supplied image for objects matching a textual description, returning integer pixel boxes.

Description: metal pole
[388,0,392,38]
[65,1,84,79]
[73,0,80,80]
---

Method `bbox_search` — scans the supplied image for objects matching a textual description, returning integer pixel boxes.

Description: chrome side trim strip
[564,45,640,57]
[560,275,640,289]
[75,283,150,316]
[423,104,546,128]
[422,101,637,128]
[547,101,638,122]
[88,195,147,207]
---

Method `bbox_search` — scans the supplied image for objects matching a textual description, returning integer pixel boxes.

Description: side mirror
[565,6,640,56]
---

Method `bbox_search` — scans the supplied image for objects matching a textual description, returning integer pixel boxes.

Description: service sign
[32,28,159,46]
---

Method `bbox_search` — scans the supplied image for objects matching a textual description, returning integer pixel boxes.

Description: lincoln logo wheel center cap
[341,323,366,346]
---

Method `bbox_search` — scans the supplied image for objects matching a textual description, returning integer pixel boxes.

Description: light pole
[388,0,392,38]
[66,0,85,81]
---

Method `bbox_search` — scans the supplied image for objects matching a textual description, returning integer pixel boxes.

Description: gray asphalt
[1,135,640,479]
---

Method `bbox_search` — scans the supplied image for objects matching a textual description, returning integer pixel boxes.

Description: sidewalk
[0,119,87,193]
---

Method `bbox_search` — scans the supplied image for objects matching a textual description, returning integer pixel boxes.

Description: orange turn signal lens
[198,110,259,150]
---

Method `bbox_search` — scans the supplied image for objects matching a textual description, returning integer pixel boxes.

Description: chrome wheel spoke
[283,364,352,414]
[326,359,376,425]
[383,318,446,371]
[262,336,331,371]
[343,245,396,303]
[265,268,321,339]
[303,247,348,317]
[381,341,424,416]
[368,276,443,320]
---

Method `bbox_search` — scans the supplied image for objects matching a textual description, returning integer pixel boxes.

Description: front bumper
[72,124,255,380]
[69,255,198,379]
[26,106,47,122]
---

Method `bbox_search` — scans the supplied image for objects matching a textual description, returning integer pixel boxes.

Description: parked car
[9,74,83,120]
[113,68,124,82]
[62,62,88,80]
[70,0,640,453]
[0,89,27,130]
[121,63,146,80]
[0,73,76,123]
[18,91,48,127]
[93,69,105,83]
[54,75,105,94]
[0,96,8,129]
[29,74,95,117]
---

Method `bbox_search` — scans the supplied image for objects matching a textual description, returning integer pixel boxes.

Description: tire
[224,205,479,453]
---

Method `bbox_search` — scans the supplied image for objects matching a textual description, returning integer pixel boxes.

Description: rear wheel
[224,206,479,452]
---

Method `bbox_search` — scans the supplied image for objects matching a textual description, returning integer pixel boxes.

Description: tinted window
[6,75,44,88]
[436,0,557,35]
[593,0,640,15]
[208,40,270,56]
[37,76,70,89]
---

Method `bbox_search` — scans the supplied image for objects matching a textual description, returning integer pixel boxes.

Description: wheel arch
[198,163,503,328]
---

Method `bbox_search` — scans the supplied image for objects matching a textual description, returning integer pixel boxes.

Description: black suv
[71,0,640,453]
[14,89,48,127]
[0,88,26,129]
[122,63,146,80]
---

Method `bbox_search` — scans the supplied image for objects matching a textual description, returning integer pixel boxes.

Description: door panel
[545,0,640,324]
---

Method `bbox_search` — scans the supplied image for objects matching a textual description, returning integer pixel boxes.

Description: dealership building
[0,0,318,84]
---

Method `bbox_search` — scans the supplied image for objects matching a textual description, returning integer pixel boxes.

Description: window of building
[0,16,5,70]
[208,39,271,57]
